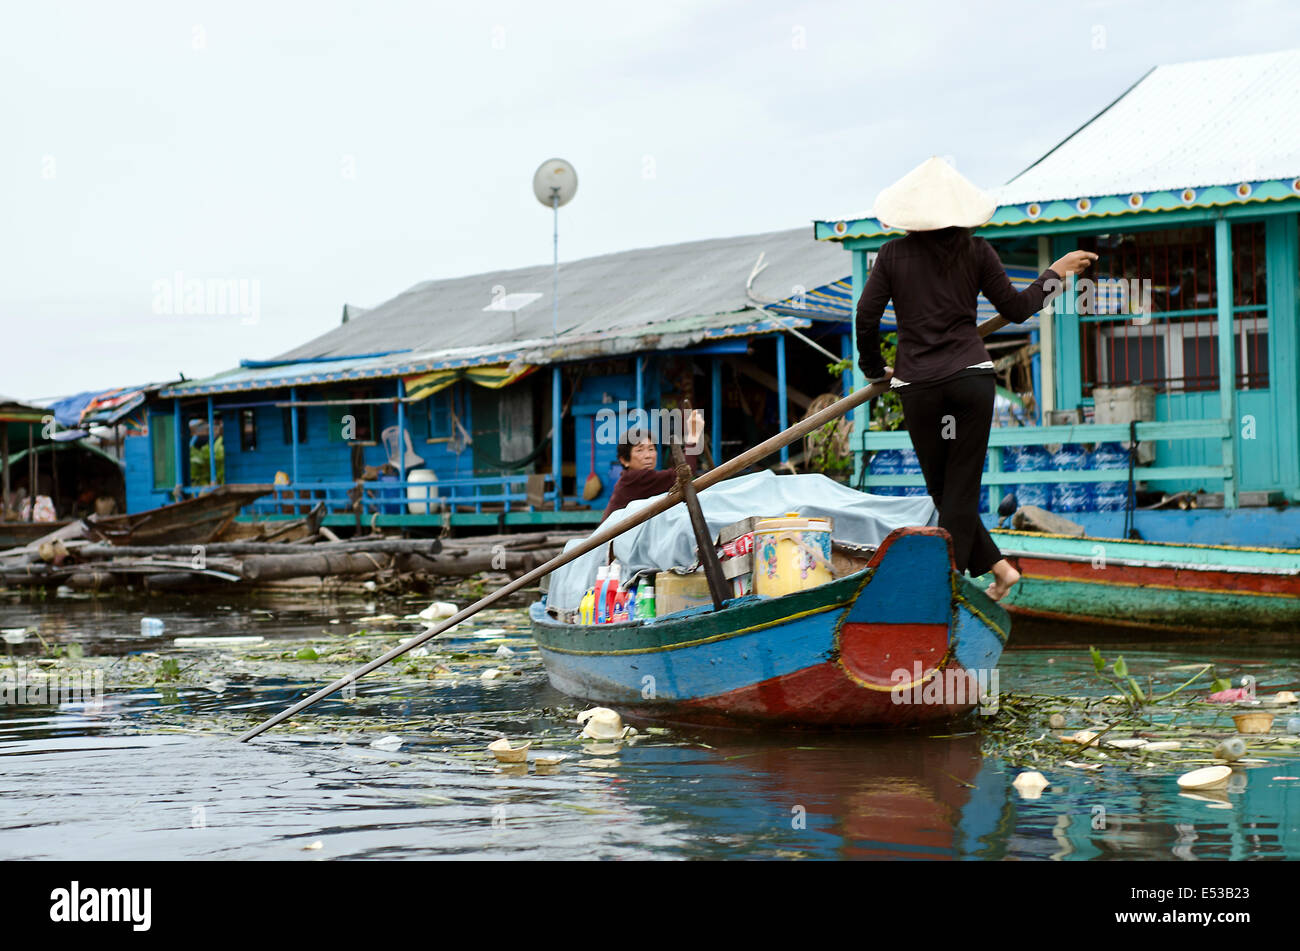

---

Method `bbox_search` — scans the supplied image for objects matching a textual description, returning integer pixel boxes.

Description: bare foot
[984,559,1021,601]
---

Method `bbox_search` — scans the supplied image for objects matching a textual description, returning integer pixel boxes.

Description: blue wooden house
[130,229,856,529]
[814,48,1300,546]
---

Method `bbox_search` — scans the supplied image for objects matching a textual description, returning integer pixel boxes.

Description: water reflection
[2,590,1300,859]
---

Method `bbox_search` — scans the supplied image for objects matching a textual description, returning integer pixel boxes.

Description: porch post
[850,247,871,485]
[1036,236,1056,416]
[396,378,407,486]
[1214,216,1237,509]
[289,386,300,484]
[173,398,184,498]
[710,355,722,466]
[635,355,644,425]
[552,366,562,511]
[1,425,9,516]
[206,396,217,486]
[1264,213,1300,499]
[776,332,789,464]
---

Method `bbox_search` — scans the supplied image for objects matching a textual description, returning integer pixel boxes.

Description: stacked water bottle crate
[1089,442,1130,511]
[1049,443,1092,512]
[1003,445,1052,509]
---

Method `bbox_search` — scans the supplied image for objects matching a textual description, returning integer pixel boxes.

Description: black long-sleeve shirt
[856,235,1059,383]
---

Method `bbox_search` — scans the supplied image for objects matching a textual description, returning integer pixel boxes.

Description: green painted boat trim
[990,529,1300,571]
[533,570,870,656]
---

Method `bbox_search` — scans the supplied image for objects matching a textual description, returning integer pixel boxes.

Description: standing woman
[856,157,1097,600]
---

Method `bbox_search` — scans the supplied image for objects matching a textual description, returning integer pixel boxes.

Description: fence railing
[182,473,557,518]
[856,418,1234,497]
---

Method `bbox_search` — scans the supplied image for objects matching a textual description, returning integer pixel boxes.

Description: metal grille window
[1078,222,1268,395]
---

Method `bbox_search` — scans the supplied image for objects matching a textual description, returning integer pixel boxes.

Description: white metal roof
[999,48,1300,205]
[820,48,1300,222]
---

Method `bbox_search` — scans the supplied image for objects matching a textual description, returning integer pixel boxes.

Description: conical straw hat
[872,156,997,231]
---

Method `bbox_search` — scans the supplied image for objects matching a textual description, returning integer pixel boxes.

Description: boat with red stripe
[530,526,1009,728]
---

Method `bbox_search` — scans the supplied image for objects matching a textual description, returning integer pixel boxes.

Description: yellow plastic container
[753,514,833,597]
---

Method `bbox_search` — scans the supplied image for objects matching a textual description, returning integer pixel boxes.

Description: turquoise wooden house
[814,48,1300,547]
[130,229,855,530]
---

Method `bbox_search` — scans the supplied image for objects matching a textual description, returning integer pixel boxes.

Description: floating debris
[1012,770,1049,799]
[173,636,265,648]
[1233,712,1274,734]
[1177,766,1232,790]
[578,707,635,740]
[1214,738,1247,761]
[487,738,530,763]
[369,734,403,751]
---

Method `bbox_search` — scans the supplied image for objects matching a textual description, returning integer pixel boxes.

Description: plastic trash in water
[494,644,516,658]
[417,602,458,623]
[1287,717,1300,734]
[141,618,164,636]
[1,627,28,645]
[369,735,403,751]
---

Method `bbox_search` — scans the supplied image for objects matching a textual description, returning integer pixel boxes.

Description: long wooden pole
[238,315,1010,742]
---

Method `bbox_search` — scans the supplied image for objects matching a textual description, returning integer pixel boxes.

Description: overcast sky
[4,0,1299,401]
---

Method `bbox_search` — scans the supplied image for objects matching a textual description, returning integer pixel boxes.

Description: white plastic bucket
[406,468,439,514]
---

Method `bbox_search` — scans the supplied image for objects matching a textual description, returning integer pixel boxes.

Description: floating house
[815,48,1300,547]
[135,229,864,529]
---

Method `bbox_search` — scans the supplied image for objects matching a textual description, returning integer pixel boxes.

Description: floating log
[75,538,445,559]
[239,551,398,581]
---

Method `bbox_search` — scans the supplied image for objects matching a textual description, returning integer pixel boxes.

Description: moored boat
[987,529,1300,635]
[85,484,274,546]
[530,526,1009,728]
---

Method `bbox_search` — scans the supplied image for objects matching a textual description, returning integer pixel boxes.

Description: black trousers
[897,373,1002,576]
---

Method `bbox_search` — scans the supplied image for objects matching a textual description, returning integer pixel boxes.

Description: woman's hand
[685,408,705,445]
[865,365,894,384]
[1049,250,1099,277]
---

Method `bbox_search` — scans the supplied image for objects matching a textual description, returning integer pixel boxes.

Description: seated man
[599,409,705,523]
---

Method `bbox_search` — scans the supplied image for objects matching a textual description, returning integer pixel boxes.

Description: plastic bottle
[636,585,656,620]
[141,617,164,636]
[603,563,621,624]
[593,566,609,624]
[578,588,596,625]
[612,588,632,623]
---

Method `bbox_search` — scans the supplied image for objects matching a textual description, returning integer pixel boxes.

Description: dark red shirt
[599,454,699,523]
[856,235,1059,382]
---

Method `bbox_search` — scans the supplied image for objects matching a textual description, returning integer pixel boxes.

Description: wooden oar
[237,315,1010,742]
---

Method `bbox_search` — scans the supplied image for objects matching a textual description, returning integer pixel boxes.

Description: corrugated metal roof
[163,228,846,396]
[818,48,1300,223]
[160,312,815,397]
[273,227,844,363]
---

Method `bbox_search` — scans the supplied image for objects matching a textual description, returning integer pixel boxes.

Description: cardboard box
[655,570,715,616]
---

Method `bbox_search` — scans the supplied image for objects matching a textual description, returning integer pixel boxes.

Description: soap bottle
[593,565,610,624]
[603,562,621,624]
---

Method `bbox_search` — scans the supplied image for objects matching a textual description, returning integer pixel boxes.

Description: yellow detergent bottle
[578,588,596,625]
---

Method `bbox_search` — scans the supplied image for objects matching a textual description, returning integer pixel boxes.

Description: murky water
[3,589,1300,860]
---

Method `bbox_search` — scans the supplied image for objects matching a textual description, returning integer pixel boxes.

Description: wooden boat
[988,529,1300,636]
[529,526,1009,728]
[215,502,326,543]
[0,520,74,549]
[85,484,274,547]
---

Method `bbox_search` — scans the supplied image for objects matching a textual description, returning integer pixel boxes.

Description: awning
[403,364,537,402]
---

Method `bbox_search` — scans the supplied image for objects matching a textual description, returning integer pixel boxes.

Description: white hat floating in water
[577,707,635,740]
[872,156,998,232]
